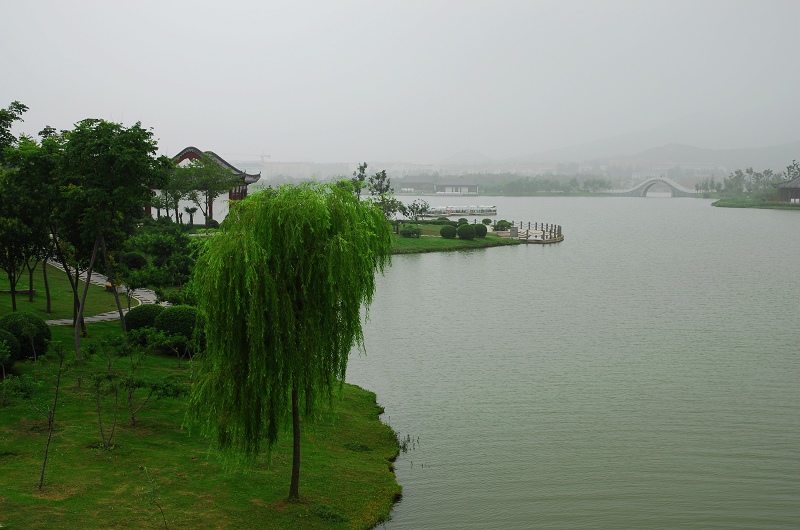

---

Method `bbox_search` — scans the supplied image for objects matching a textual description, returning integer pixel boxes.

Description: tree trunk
[39,347,65,490]
[27,259,39,302]
[289,384,300,501]
[6,272,17,311]
[74,237,101,361]
[101,236,127,333]
[43,259,52,314]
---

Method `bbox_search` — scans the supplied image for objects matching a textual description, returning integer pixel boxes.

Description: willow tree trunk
[289,385,300,501]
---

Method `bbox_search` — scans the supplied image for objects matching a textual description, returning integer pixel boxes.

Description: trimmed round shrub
[473,223,488,238]
[121,251,148,270]
[0,328,21,368]
[458,218,469,225]
[154,305,201,341]
[456,224,476,240]
[482,218,492,225]
[440,224,457,239]
[493,219,512,231]
[125,303,166,331]
[0,311,51,361]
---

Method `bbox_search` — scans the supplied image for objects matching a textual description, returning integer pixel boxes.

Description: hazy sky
[2,1,798,163]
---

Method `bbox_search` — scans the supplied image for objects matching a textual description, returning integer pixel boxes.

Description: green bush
[0,311,51,360]
[473,223,488,238]
[205,219,220,229]
[0,328,21,368]
[440,224,457,239]
[125,304,166,331]
[121,251,148,270]
[399,227,422,238]
[457,218,468,225]
[154,305,201,342]
[493,219,512,231]
[482,218,492,225]
[456,224,476,240]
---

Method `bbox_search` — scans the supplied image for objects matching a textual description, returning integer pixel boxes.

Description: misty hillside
[439,149,496,166]
[510,108,800,169]
[603,141,800,171]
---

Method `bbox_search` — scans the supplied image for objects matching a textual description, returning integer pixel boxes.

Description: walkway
[44,261,163,326]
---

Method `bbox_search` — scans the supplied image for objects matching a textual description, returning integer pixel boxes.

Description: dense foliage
[189,182,392,500]
[399,227,422,238]
[0,310,50,360]
[0,328,21,367]
[493,219,512,231]
[473,223,488,238]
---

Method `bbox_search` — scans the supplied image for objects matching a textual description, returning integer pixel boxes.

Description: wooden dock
[499,222,564,244]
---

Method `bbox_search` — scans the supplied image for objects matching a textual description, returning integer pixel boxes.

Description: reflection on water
[347,197,800,529]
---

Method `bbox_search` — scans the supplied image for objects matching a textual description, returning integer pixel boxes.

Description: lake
[345,196,800,529]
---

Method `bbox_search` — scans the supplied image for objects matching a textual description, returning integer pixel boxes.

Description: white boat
[423,205,497,217]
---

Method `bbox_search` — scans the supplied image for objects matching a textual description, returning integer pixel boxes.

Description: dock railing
[507,221,563,243]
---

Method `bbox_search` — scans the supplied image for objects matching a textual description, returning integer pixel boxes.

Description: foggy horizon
[2,1,799,165]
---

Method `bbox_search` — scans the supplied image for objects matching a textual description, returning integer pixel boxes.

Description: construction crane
[222,152,271,165]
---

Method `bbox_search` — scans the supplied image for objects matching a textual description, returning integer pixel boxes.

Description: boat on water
[423,205,497,217]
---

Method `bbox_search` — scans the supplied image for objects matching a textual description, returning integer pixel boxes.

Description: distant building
[774,175,800,203]
[434,183,479,194]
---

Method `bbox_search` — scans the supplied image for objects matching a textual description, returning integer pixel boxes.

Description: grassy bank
[391,223,522,254]
[712,198,800,210]
[0,323,400,529]
[0,264,130,320]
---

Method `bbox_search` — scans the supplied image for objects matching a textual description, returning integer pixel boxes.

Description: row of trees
[480,175,613,195]
[693,161,799,199]
[0,101,169,360]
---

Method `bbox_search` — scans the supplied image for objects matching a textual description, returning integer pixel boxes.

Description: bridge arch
[609,177,697,198]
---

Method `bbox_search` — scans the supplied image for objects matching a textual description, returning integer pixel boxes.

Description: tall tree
[57,119,168,358]
[189,182,392,500]
[0,100,28,166]
[351,162,367,199]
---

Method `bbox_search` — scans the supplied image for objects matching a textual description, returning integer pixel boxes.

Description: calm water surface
[345,197,800,529]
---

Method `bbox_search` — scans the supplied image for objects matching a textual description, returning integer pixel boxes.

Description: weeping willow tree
[188,182,392,500]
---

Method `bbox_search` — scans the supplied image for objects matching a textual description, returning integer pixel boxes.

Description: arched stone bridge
[609,177,698,197]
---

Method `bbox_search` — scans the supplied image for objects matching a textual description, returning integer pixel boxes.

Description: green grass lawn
[391,229,522,254]
[0,264,132,321]
[0,323,400,529]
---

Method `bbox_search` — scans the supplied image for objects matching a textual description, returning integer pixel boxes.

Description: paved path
[44,261,164,326]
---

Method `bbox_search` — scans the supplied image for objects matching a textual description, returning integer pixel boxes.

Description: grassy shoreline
[0,323,400,529]
[711,198,800,210]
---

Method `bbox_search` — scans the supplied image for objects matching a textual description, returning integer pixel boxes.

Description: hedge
[473,223,488,238]
[125,304,166,331]
[154,305,201,341]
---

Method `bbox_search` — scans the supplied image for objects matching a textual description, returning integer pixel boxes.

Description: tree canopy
[188,182,392,499]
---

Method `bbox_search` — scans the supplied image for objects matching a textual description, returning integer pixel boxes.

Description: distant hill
[439,149,495,166]
[512,107,800,168]
[603,141,800,171]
